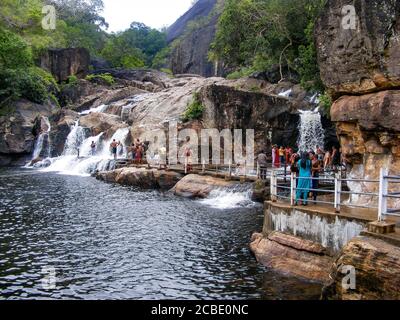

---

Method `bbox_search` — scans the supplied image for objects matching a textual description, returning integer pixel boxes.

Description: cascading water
[79,104,108,115]
[297,108,325,152]
[198,184,255,210]
[41,119,131,176]
[27,117,51,167]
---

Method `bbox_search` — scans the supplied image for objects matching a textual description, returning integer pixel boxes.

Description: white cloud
[102,0,193,32]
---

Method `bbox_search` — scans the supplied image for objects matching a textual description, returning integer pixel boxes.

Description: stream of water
[0,168,323,300]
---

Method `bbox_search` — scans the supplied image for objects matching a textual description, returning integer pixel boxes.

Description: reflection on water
[0,168,322,300]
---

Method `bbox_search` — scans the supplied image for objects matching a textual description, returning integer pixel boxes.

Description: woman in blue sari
[295,152,312,206]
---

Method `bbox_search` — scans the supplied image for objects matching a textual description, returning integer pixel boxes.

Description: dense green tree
[210,0,326,91]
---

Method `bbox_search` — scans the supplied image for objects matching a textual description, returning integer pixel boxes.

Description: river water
[0,168,322,300]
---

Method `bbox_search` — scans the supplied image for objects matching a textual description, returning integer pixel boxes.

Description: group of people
[87,138,145,162]
[128,139,145,164]
[257,144,344,206]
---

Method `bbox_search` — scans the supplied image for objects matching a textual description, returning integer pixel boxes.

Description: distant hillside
[166,0,218,43]
[166,0,225,77]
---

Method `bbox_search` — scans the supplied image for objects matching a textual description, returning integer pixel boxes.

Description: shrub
[182,92,204,122]
[86,73,115,86]
[0,67,58,104]
[67,75,79,85]
[319,92,332,116]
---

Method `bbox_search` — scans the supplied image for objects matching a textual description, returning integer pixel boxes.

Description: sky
[102,0,194,32]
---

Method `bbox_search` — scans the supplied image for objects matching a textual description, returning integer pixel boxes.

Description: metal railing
[379,168,400,221]
[271,167,400,222]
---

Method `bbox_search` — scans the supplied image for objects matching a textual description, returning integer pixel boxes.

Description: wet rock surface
[322,236,400,300]
[250,232,333,283]
[96,167,184,190]
[171,174,238,198]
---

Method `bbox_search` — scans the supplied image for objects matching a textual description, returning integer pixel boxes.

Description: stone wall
[263,202,368,254]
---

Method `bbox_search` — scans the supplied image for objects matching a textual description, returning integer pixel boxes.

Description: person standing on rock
[110,140,118,160]
[295,152,312,206]
[257,150,268,180]
[91,141,96,156]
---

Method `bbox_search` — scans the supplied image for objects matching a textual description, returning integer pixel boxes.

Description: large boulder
[39,48,90,82]
[96,167,183,190]
[250,232,333,283]
[79,112,126,139]
[322,236,400,300]
[0,99,57,165]
[171,174,238,198]
[315,0,400,97]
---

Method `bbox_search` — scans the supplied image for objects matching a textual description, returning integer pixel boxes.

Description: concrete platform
[264,200,400,254]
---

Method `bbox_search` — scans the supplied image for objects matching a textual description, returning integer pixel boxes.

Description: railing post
[229,160,232,178]
[290,172,295,206]
[334,172,341,213]
[202,159,205,174]
[257,163,260,179]
[378,168,389,222]
[271,170,277,202]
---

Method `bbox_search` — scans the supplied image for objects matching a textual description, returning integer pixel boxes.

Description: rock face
[167,0,222,77]
[201,81,336,153]
[322,236,400,300]
[79,112,126,139]
[0,99,57,165]
[171,174,237,198]
[315,0,400,96]
[48,109,79,157]
[96,167,184,190]
[40,48,90,82]
[315,0,400,209]
[169,14,220,77]
[250,232,333,283]
[166,0,218,42]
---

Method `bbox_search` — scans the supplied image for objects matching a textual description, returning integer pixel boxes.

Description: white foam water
[41,124,130,176]
[278,89,292,98]
[297,107,325,152]
[79,104,108,115]
[199,185,255,210]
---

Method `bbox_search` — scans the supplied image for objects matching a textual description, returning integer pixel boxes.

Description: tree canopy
[210,0,326,91]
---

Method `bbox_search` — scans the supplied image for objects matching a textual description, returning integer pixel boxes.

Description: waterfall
[28,117,51,166]
[297,108,325,152]
[278,89,292,98]
[41,125,130,177]
[79,104,108,115]
[63,121,88,156]
[198,184,255,209]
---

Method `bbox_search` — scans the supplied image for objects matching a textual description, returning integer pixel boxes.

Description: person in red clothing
[274,146,280,168]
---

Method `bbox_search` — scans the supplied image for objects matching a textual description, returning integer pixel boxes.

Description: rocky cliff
[39,48,90,82]
[315,0,400,208]
[167,0,223,77]
[322,236,400,300]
